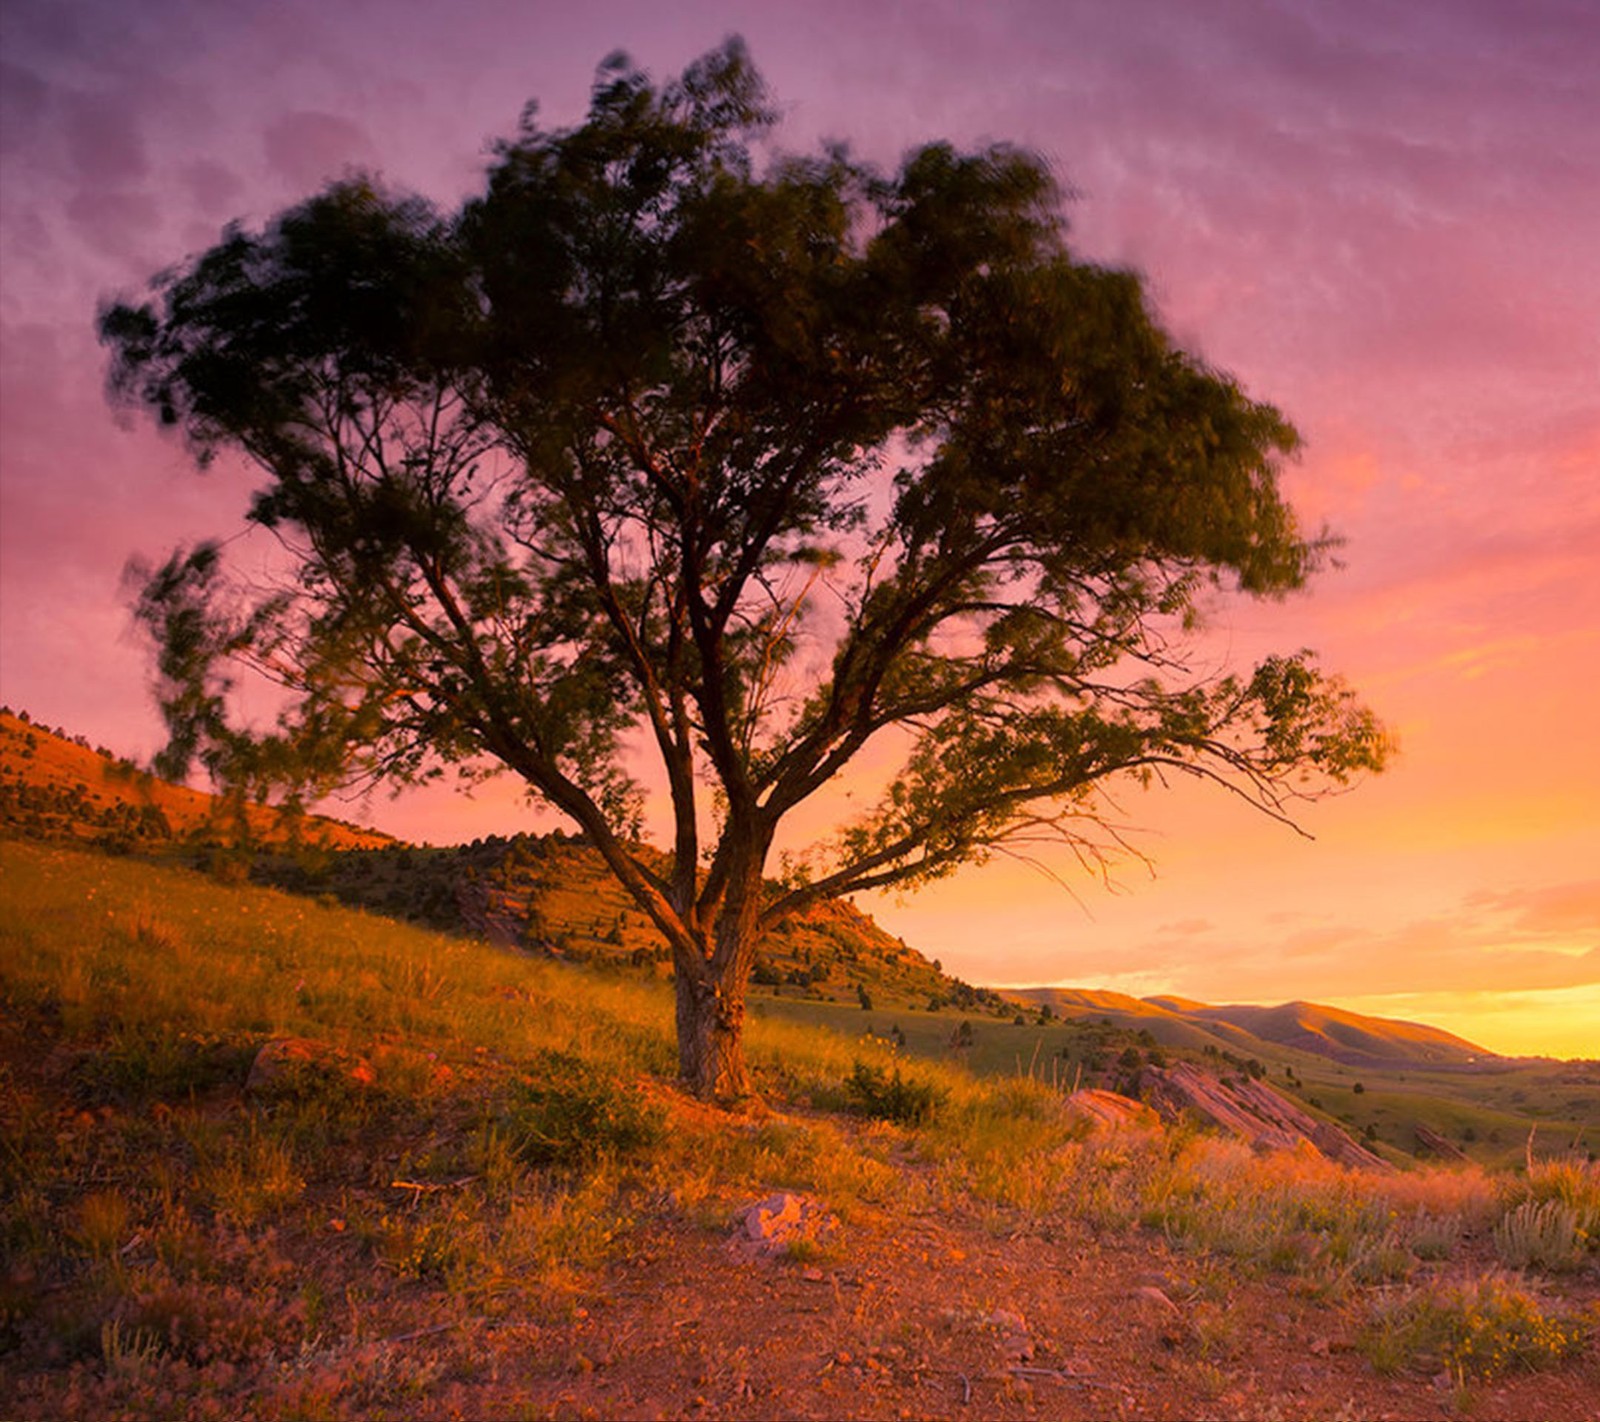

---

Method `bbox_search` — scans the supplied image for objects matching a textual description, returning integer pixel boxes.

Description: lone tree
[101,41,1387,1099]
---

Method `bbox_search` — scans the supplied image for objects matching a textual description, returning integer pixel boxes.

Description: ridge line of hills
[0,706,1519,1075]
[5,705,1599,1173]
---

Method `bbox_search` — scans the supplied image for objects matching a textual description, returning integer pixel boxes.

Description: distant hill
[1146,997,1491,1068]
[1012,986,1495,1070]
[0,708,394,852]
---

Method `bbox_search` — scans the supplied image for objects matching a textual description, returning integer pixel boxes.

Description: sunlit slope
[1012,987,1495,1068]
[0,709,970,1014]
[1012,987,1273,1056]
[0,710,394,850]
[1153,998,1491,1067]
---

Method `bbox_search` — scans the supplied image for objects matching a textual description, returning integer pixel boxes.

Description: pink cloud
[261,111,377,188]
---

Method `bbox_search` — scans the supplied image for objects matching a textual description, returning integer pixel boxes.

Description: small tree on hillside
[100,41,1387,1100]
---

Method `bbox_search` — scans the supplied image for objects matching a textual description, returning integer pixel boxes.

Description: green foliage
[1359,1274,1587,1381]
[499,1050,666,1168]
[843,1060,945,1125]
[100,41,1386,1096]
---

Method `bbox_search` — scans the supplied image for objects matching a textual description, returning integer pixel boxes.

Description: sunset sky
[2,0,1596,1058]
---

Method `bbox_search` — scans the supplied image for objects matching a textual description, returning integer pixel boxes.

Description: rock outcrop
[1136,1061,1391,1171]
[1413,1122,1470,1162]
[1063,1088,1161,1131]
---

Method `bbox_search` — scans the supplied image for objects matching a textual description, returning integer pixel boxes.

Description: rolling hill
[0,709,394,852]
[0,704,1573,1093]
[1145,996,1491,1067]
[1012,986,1495,1068]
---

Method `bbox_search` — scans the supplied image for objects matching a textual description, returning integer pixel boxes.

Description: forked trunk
[675,969,751,1101]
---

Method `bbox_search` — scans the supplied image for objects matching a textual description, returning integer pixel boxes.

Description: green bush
[844,1060,944,1125]
[501,1050,665,1168]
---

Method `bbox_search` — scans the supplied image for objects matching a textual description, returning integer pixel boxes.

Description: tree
[100,40,1387,1100]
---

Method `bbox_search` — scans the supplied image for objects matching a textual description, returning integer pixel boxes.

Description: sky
[2,0,1596,1059]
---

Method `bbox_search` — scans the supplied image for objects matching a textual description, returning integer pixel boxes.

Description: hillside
[0,707,1013,1020]
[4,706,1597,1171]
[2,837,1597,1421]
[1013,987,1492,1069]
[250,831,987,1017]
[1148,997,1491,1068]
[0,709,394,853]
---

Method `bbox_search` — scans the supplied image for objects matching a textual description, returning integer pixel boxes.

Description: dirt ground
[80,1165,1572,1422]
[13,1172,1600,1419]
[416,1199,1599,1422]
[7,1057,1597,1420]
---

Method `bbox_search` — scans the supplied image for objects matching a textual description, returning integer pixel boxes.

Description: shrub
[1517,1157,1600,1246]
[1359,1274,1586,1381]
[844,1061,944,1125]
[500,1051,665,1169]
[1405,1209,1461,1261]
[1493,1198,1587,1272]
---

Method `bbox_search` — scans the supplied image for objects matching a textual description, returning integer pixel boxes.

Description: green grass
[2,835,1595,1418]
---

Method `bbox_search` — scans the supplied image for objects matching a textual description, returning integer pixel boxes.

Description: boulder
[245,1037,376,1097]
[730,1192,838,1259]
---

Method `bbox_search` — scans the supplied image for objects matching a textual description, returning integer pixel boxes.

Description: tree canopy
[101,39,1388,1098]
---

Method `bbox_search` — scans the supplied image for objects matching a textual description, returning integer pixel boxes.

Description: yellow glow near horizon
[1330,986,1600,1062]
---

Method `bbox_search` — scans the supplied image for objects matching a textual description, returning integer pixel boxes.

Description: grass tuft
[499,1050,666,1168]
[842,1060,946,1125]
[1493,1198,1587,1272]
[1358,1273,1588,1381]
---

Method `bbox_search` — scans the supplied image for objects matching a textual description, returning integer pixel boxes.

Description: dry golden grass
[1,836,1594,1420]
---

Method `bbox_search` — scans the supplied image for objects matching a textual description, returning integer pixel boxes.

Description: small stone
[730,1191,837,1258]
[1003,1335,1034,1363]
[1130,1285,1180,1316]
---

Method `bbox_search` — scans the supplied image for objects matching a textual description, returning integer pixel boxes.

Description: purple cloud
[262,111,376,188]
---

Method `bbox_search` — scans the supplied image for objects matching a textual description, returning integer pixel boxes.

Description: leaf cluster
[100,38,1389,968]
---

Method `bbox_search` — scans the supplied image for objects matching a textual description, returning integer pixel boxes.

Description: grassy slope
[2,836,1597,1419]
[4,706,1597,1169]
[0,710,394,852]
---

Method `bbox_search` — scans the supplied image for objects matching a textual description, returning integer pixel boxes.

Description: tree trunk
[675,969,751,1101]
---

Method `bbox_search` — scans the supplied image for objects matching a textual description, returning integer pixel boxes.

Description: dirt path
[400,1195,1597,1420]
